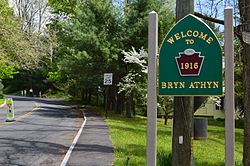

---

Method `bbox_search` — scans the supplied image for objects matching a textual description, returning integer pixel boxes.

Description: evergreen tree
[48,0,175,116]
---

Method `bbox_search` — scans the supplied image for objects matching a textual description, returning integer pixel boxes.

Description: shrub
[157,151,172,166]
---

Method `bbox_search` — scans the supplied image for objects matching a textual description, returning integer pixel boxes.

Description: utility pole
[172,0,194,165]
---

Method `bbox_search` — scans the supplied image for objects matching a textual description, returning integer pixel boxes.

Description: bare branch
[194,12,224,25]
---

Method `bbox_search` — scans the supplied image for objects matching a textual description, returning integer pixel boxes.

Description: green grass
[194,120,243,166]
[98,109,243,165]
[0,98,4,104]
[99,111,172,165]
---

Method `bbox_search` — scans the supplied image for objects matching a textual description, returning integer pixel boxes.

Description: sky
[194,0,240,27]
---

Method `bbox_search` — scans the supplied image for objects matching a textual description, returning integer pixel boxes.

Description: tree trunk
[110,86,117,111]
[243,43,250,165]
[96,93,99,106]
[81,89,85,103]
[172,0,194,165]
[172,97,194,166]
[126,93,132,118]
[88,90,92,104]
[239,0,250,165]
[103,90,106,108]
[132,91,136,116]
[107,87,112,110]
[116,92,125,115]
[164,114,168,125]
[112,93,117,112]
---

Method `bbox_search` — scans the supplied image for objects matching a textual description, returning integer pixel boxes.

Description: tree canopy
[0,0,50,82]
[46,0,175,116]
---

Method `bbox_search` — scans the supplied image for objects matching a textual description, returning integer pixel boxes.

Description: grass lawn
[98,109,243,166]
[193,119,243,166]
[0,98,4,105]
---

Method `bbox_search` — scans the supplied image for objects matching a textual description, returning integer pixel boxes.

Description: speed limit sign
[103,73,113,85]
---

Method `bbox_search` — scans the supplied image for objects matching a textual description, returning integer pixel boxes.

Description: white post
[224,7,235,166]
[147,11,158,166]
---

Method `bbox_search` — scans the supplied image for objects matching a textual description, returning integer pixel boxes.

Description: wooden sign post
[224,7,235,166]
[146,11,158,166]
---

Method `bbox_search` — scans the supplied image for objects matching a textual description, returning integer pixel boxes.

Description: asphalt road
[0,96,83,166]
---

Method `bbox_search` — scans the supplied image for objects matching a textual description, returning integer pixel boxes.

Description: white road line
[60,110,87,166]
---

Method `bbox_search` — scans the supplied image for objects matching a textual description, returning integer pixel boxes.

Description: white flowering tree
[118,47,148,117]
[119,47,176,119]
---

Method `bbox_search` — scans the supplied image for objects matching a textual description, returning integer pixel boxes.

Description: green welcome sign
[159,14,222,96]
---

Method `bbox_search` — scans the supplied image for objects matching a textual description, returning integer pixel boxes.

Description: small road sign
[103,73,113,85]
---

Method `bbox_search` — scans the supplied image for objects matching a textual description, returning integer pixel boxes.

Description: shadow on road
[16,120,80,129]
[0,137,67,154]
[5,95,83,119]
[0,137,68,165]
[73,144,113,153]
[34,105,82,119]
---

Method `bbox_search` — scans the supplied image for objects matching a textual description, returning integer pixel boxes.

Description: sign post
[103,73,113,119]
[224,7,235,166]
[146,11,158,166]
